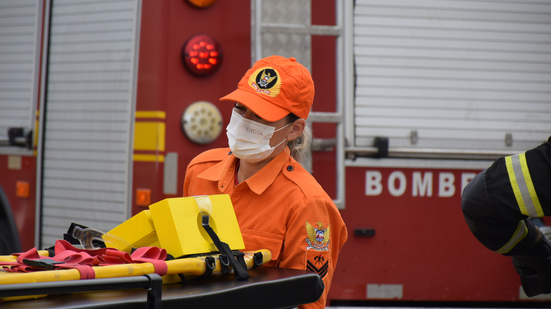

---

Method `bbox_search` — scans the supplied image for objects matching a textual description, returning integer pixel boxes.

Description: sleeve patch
[306,250,329,279]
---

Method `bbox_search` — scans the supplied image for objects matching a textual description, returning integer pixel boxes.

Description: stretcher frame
[0,267,324,309]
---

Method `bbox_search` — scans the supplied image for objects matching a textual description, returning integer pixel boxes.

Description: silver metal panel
[0,0,42,147]
[163,152,178,195]
[256,0,312,71]
[353,0,551,154]
[261,32,312,71]
[40,0,140,247]
[262,0,310,24]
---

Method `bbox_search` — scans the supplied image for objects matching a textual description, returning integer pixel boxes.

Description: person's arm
[461,138,551,296]
[276,197,347,309]
[461,168,540,255]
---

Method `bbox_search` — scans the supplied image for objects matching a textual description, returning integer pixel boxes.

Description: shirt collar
[197,151,236,192]
[198,147,291,195]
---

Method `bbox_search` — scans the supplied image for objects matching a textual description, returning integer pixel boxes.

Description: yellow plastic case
[149,195,245,258]
[107,209,159,250]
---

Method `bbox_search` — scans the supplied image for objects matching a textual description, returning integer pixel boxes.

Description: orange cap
[220,55,314,122]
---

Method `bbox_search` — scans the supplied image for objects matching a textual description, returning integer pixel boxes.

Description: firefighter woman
[461,137,551,297]
[183,55,348,308]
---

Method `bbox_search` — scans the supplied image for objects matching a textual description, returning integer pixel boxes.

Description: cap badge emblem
[248,67,281,98]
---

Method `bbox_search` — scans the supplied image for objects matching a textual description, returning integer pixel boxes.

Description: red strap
[15,247,41,263]
[99,247,168,276]
[54,250,95,266]
[2,245,96,277]
[100,249,133,264]
[131,247,168,276]
[0,240,167,277]
[55,263,95,279]
[1,247,45,273]
[2,264,39,273]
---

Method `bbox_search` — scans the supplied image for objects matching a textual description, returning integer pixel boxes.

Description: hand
[512,231,551,297]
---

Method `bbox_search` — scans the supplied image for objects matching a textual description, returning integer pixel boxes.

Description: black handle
[354,228,376,237]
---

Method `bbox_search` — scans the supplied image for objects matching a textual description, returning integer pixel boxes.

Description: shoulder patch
[189,147,232,167]
[305,221,330,251]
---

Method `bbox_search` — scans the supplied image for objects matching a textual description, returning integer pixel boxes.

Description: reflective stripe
[505,154,544,217]
[519,153,544,217]
[496,220,528,254]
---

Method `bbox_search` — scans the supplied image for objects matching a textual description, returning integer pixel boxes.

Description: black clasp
[23,258,65,270]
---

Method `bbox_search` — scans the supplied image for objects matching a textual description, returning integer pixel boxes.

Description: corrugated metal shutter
[353,0,551,155]
[0,0,42,147]
[40,0,140,247]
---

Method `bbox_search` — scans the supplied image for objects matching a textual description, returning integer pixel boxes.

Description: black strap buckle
[219,254,231,275]
[23,258,65,270]
[201,214,249,280]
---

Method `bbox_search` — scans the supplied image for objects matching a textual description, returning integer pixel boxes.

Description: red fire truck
[1,0,550,306]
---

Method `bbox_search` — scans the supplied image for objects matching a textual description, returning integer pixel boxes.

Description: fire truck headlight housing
[181,101,223,144]
[181,34,223,77]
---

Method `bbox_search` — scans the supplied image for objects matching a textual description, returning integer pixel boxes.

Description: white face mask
[226,109,291,163]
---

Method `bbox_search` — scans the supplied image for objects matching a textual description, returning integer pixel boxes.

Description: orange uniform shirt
[184,147,348,309]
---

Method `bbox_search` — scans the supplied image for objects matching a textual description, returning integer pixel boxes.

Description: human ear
[287,118,306,141]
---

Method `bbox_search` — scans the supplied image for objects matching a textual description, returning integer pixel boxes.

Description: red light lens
[182,34,223,77]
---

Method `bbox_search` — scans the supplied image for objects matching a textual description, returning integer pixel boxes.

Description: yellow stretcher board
[0,249,270,285]
[1,194,260,302]
[0,249,271,302]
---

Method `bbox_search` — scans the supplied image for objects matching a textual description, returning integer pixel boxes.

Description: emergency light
[181,34,223,77]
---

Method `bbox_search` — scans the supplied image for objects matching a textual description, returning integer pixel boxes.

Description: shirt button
[228,151,232,155]
[287,166,294,171]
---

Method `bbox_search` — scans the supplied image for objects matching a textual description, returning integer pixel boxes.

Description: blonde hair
[286,114,312,164]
